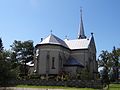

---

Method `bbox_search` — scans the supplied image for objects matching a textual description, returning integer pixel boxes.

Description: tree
[0,38,4,52]
[111,46,119,81]
[0,38,17,85]
[98,50,110,86]
[98,47,120,83]
[10,40,34,77]
[0,54,9,85]
[98,50,109,68]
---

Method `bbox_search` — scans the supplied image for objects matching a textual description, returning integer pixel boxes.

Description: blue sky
[0,0,120,57]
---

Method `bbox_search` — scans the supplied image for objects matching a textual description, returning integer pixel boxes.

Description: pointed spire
[78,8,86,39]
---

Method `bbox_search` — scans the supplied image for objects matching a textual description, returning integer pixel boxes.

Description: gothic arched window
[52,57,55,69]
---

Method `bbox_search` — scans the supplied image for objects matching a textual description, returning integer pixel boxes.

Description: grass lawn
[16,85,96,90]
[16,84,120,90]
[108,84,120,90]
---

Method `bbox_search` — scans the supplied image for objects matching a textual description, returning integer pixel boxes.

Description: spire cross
[50,30,52,34]
[80,7,82,16]
[80,7,83,18]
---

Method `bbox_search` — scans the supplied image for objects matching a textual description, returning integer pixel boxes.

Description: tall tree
[10,40,34,77]
[98,50,109,68]
[98,50,110,85]
[11,40,34,63]
[98,47,120,82]
[0,39,16,85]
[111,46,119,81]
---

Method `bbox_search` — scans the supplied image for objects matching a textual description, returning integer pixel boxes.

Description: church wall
[87,40,97,79]
[35,45,70,75]
[70,49,89,66]
[66,49,91,79]
[69,47,97,80]
[65,67,77,77]
[48,50,59,74]
[58,50,70,70]
[84,49,94,79]
[38,50,48,74]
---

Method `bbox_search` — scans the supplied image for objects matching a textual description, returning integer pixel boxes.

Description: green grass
[108,84,120,90]
[17,85,66,89]
[16,84,120,90]
[16,85,95,90]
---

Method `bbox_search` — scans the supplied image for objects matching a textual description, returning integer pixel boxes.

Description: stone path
[0,87,64,90]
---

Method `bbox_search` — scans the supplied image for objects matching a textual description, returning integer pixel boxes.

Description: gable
[89,36,96,53]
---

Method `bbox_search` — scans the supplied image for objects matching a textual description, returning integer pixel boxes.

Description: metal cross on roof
[50,30,52,34]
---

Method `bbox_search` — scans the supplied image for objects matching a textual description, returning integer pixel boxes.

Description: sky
[0,0,120,58]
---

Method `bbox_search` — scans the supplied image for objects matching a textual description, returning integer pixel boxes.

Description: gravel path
[0,87,64,90]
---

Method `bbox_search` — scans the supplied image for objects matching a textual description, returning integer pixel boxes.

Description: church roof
[64,37,91,50]
[39,34,92,50]
[64,56,84,67]
[40,34,68,48]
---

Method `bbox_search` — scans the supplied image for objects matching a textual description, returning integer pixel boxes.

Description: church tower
[78,9,86,39]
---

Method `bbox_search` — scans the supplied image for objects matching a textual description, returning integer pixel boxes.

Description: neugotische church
[34,11,98,80]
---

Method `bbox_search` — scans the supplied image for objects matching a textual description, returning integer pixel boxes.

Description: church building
[34,11,98,80]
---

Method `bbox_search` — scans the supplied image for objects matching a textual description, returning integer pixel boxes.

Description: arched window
[46,51,50,73]
[52,57,55,69]
[59,54,63,68]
